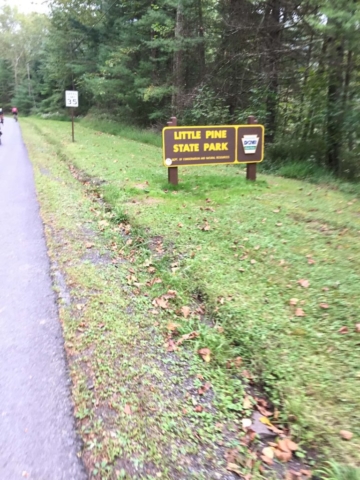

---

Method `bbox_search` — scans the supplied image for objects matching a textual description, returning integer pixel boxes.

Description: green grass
[21,117,360,477]
[319,462,360,480]
[80,116,162,148]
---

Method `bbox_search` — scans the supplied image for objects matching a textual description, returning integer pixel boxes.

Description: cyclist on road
[0,107,4,124]
[12,107,18,121]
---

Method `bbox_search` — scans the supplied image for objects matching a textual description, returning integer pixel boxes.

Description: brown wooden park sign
[163,116,265,184]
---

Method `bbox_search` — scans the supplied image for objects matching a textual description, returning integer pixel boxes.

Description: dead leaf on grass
[226,463,242,476]
[262,447,274,459]
[261,455,274,466]
[181,306,191,318]
[298,279,310,288]
[355,323,360,333]
[259,417,283,434]
[340,430,353,440]
[278,438,298,452]
[289,298,299,306]
[275,449,292,462]
[198,382,211,395]
[194,405,203,413]
[319,303,329,309]
[85,242,95,249]
[177,331,199,345]
[201,223,211,231]
[167,339,178,352]
[153,297,169,309]
[163,290,177,299]
[295,308,305,317]
[124,404,132,415]
[167,322,179,332]
[198,347,211,362]
[257,405,273,417]
[243,395,252,409]
[338,326,349,334]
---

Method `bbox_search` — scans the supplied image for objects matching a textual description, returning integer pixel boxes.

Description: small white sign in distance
[65,90,79,108]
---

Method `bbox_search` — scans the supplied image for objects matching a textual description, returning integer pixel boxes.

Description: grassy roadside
[22,117,360,477]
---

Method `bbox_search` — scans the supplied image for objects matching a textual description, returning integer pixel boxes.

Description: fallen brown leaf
[298,279,310,288]
[295,308,305,317]
[319,303,329,309]
[176,331,199,345]
[167,322,179,332]
[289,298,298,306]
[85,242,94,249]
[124,404,132,415]
[338,326,349,334]
[153,297,169,309]
[260,455,274,466]
[243,395,252,409]
[275,449,292,462]
[340,430,353,440]
[198,347,211,362]
[355,323,360,333]
[225,448,238,464]
[262,447,274,459]
[279,438,298,452]
[257,405,273,417]
[226,463,242,476]
[167,339,178,352]
[194,405,203,413]
[163,290,177,299]
[198,382,211,395]
[181,306,191,318]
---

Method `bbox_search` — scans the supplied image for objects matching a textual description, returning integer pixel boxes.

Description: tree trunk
[326,34,344,174]
[197,0,205,80]
[172,0,185,115]
[264,0,281,143]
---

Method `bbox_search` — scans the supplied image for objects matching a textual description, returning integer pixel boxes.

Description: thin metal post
[246,115,257,181]
[167,117,178,185]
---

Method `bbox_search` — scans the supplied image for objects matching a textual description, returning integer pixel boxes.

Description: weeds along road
[0,118,86,480]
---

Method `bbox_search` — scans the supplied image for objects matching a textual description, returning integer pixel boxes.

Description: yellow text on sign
[204,143,228,151]
[174,131,201,140]
[205,130,228,139]
[173,144,200,153]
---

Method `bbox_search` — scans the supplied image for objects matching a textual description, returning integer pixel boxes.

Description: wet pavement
[0,118,86,479]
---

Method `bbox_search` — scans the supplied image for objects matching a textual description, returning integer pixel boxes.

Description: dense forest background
[0,0,359,178]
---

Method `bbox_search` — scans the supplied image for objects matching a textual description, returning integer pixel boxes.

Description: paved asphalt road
[0,119,86,479]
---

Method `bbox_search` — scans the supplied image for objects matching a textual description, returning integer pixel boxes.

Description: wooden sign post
[65,90,79,142]
[246,115,258,181]
[167,117,178,185]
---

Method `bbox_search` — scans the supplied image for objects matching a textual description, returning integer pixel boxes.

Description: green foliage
[182,87,231,125]
[318,462,360,480]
